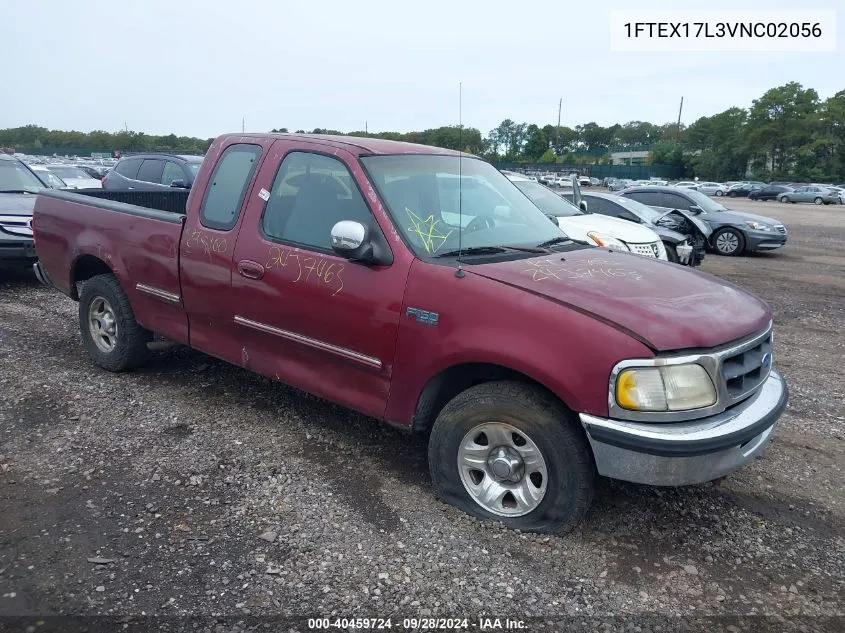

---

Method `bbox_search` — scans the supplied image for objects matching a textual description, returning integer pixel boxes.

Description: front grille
[775,225,786,234]
[0,215,33,237]
[720,331,773,401]
[628,242,660,258]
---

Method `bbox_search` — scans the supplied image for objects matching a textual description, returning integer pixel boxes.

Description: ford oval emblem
[761,353,771,367]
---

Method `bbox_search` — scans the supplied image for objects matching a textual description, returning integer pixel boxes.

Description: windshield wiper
[434,244,548,258]
[0,189,38,194]
[535,236,578,249]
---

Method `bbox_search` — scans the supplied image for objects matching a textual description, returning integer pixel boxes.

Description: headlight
[615,364,716,411]
[744,221,771,231]
[587,232,630,251]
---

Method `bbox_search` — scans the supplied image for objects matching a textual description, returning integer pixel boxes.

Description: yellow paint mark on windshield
[405,207,453,254]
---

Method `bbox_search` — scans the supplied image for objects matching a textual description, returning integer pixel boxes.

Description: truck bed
[33,188,188,343]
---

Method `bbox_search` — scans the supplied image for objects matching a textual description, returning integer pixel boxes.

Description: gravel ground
[0,198,843,632]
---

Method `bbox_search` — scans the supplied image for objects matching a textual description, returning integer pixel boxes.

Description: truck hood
[557,214,660,244]
[0,193,37,215]
[469,248,771,351]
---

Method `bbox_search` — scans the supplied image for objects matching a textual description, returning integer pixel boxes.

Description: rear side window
[136,159,164,184]
[114,158,142,179]
[200,144,262,230]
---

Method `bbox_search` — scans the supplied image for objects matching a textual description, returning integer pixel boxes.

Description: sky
[1,0,841,138]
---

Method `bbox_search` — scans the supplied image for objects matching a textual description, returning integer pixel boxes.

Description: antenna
[455,81,465,278]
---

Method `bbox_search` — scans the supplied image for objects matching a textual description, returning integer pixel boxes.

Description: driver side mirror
[579,201,588,212]
[169,179,189,189]
[545,213,560,226]
[689,205,704,214]
[331,220,392,265]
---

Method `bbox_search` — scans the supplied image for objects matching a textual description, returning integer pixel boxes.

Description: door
[229,142,412,419]
[180,139,272,364]
[135,159,166,189]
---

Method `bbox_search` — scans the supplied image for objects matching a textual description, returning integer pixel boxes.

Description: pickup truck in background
[32,133,789,534]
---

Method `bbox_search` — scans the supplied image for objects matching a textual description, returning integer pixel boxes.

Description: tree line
[1,82,841,181]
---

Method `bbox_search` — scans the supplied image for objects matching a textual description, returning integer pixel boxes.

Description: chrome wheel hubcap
[457,422,548,517]
[88,296,118,353]
[716,232,739,254]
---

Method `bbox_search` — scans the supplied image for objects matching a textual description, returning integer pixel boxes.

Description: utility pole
[124,121,128,132]
[242,117,245,133]
[365,121,368,134]
[556,98,562,152]
[676,97,684,140]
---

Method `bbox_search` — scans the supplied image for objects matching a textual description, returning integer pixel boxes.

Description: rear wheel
[713,228,745,256]
[428,381,595,534]
[814,197,823,205]
[79,274,152,371]
[715,190,724,196]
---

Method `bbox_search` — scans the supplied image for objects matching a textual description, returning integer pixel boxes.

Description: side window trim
[258,149,383,256]
[199,143,263,232]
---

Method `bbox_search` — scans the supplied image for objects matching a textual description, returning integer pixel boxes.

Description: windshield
[683,188,728,212]
[605,195,663,222]
[188,162,202,174]
[47,166,91,179]
[512,180,583,217]
[361,155,565,258]
[0,160,46,193]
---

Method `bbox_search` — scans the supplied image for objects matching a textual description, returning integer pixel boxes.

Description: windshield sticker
[405,207,453,254]
[258,188,271,201]
[524,257,644,282]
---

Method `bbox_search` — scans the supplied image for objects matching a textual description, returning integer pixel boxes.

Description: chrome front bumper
[33,260,55,288]
[579,370,788,486]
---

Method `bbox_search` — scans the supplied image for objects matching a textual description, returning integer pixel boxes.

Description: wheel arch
[68,254,115,301]
[410,362,577,434]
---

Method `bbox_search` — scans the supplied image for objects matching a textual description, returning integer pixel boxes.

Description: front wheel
[713,227,746,256]
[79,273,152,371]
[664,243,680,264]
[428,381,595,534]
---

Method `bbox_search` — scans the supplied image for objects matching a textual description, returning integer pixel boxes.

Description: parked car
[75,164,109,180]
[696,182,729,196]
[43,165,102,189]
[32,132,789,534]
[503,173,670,262]
[30,165,68,189]
[748,184,793,201]
[618,186,787,256]
[103,153,203,190]
[573,191,711,266]
[727,183,764,198]
[608,178,632,192]
[0,153,45,267]
[778,185,841,205]
[673,181,700,190]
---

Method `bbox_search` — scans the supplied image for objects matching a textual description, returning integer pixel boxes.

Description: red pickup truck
[32,133,788,534]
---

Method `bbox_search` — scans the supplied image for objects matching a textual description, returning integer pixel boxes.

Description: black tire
[664,243,680,264]
[78,273,152,372]
[728,191,736,197]
[715,190,724,197]
[814,197,823,205]
[712,227,746,256]
[428,381,595,535]
[779,195,789,203]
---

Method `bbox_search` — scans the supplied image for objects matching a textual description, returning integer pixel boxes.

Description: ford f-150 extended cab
[32,133,789,534]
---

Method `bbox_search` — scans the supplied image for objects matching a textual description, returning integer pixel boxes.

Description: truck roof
[219,133,471,158]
